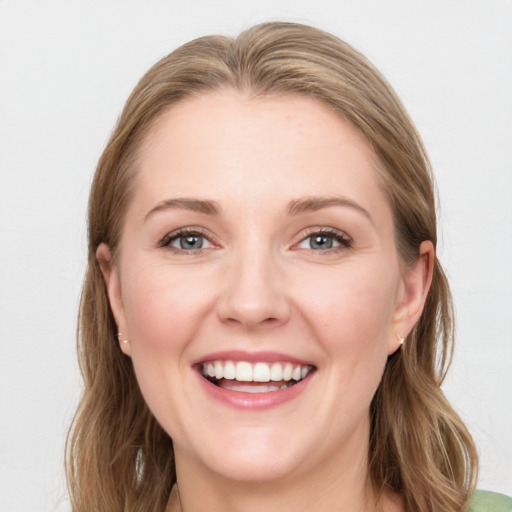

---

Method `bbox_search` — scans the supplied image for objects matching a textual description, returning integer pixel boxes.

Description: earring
[117,332,128,344]
[396,334,404,346]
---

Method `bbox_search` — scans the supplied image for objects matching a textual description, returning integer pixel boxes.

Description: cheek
[298,261,398,342]
[122,263,215,349]
[295,261,398,390]
[119,264,217,436]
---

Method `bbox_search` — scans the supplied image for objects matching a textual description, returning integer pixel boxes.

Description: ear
[389,240,434,354]
[96,243,131,356]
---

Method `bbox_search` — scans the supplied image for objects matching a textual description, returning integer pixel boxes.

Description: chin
[181,426,311,484]
[206,450,300,484]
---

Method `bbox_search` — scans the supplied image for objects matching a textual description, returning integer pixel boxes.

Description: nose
[216,249,291,330]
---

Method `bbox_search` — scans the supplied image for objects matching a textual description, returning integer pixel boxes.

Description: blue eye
[162,230,213,252]
[309,234,335,250]
[297,230,352,251]
[176,234,205,250]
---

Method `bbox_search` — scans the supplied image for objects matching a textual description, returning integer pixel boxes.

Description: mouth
[199,360,315,394]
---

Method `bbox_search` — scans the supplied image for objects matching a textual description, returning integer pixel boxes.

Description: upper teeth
[202,361,312,383]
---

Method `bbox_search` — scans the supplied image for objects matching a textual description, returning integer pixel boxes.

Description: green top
[469,490,512,511]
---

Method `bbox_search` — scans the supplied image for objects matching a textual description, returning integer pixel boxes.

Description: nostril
[216,276,291,328]
[224,316,282,328]
[263,317,281,325]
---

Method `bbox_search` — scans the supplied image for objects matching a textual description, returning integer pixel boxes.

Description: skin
[98,90,433,512]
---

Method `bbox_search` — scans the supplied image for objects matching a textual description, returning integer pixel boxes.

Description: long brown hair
[66,22,478,512]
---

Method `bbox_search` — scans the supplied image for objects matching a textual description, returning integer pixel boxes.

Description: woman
[66,22,509,512]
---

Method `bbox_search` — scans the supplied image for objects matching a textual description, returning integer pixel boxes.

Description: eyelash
[159,227,215,254]
[159,227,353,254]
[295,227,353,253]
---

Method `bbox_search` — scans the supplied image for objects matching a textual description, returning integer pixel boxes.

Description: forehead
[132,90,390,221]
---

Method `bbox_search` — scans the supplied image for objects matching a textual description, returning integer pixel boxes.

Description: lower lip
[197,372,313,410]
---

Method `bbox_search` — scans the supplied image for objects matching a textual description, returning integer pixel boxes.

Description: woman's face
[100,91,430,484]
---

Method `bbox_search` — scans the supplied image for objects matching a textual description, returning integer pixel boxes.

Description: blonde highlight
[67,22,478,512]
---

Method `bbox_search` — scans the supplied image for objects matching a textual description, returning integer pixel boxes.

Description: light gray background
[0,1,510,510]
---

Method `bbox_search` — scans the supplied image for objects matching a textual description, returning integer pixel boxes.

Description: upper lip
[192,350,315,367]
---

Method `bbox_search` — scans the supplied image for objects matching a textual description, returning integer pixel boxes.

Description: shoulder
[469,490,512,512]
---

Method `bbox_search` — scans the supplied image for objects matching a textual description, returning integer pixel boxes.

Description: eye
[296,229,352,252]
[160,228,214,252]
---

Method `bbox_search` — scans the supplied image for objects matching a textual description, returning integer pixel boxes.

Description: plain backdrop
[0,1,511,510]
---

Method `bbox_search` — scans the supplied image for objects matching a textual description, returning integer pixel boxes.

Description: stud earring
[396,334,404,346]
[117,332,129,344]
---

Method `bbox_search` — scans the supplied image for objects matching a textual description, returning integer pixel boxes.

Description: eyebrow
[144,195,373,223]
[287,196,374,223]
[145,198,221,221]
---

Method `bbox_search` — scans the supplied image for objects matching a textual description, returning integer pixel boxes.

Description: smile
[200,360,314,394]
